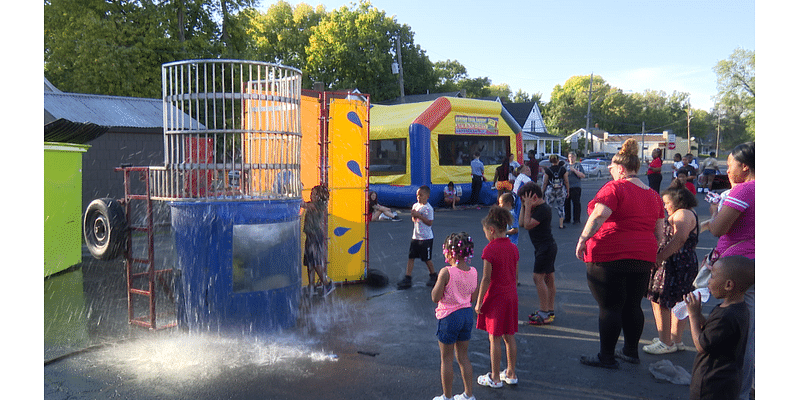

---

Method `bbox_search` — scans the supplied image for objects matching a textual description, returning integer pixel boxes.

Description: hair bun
[620,138,638,157]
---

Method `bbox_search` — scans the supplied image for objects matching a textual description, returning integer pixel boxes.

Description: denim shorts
[436,307,473,344]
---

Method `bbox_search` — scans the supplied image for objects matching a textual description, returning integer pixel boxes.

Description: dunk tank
[82,59,369,334]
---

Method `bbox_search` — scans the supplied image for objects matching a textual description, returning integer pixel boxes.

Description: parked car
[585,152,615,162]
[539,154,568,169]
[581,159,608,178]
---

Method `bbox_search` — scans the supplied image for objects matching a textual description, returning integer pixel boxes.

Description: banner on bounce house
[369,97,522,208]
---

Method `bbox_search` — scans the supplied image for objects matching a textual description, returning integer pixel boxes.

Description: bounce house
[369,97,522,207]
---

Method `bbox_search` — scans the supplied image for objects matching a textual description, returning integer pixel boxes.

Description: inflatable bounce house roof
[369,97,522,208]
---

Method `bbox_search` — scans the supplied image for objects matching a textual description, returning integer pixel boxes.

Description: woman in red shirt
[575,139,665,369]
[646,148,663,192]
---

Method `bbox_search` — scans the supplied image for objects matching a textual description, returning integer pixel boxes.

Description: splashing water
[93,333,337,383]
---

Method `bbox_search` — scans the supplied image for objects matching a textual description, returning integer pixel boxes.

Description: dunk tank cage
[163,60,303,333]
[83,59,304,333]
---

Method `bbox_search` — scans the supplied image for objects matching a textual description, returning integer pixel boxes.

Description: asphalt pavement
[44,172,727,400]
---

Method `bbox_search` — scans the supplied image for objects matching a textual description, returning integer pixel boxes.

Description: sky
[264,0,755,112]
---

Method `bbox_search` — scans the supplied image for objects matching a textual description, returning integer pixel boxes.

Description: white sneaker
[454,393,476,400]
[432,396,453,400]
[651,337,686,351]
[378,213,391,221]
[643,340,678,354]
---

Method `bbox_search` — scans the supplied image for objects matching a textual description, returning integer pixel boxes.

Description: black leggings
[585,260,652,362]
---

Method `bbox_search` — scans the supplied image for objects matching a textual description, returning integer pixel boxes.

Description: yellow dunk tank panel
[299,94,369,284]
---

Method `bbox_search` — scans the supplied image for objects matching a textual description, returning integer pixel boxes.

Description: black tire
[83,198,127,260]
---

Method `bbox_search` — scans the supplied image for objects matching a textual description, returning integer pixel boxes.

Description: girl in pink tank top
[431,232,478,400]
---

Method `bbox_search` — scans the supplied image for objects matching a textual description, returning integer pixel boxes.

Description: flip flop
[477,372,502,388]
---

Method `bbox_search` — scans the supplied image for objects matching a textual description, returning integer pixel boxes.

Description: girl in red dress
[475,206,520,388]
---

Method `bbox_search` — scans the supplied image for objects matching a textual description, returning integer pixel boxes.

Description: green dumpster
[44,142,89,277]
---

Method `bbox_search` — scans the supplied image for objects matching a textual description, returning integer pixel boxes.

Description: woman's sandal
[477,372,503,388]
[528,313,551,325]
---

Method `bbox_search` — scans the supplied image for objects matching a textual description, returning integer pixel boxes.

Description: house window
[438,135,510,166]
[369,139,406,174]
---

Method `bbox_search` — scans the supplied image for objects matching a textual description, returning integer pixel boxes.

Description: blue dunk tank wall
[300,92,369,285]
[369,97,522,208]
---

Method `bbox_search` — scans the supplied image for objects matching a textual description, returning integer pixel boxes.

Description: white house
[503,101,563,159]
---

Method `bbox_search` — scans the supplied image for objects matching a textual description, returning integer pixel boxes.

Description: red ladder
[118,166,177,330]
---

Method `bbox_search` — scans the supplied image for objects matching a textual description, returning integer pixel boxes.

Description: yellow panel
[327,98,368,282]
[300,94,322,202]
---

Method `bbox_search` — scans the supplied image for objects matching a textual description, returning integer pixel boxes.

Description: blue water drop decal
[347,111,362,127]
[347,160,362,177]
[334,227,350,237]
[348,240,363,254]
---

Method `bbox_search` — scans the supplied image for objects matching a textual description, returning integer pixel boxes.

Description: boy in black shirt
[685,255,754,400]
[518,182,558,325]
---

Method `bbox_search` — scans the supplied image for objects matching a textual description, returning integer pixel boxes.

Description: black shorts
[533,242,557,274]
[408,238,434,261]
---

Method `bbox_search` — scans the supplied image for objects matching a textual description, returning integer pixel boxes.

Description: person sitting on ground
[443,181,460,210]
[369,190,401,221]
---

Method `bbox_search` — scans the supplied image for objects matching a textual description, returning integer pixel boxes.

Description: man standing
[470,152,484,205]
[526,149,540,183]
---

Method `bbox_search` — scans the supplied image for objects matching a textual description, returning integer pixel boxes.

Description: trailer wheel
[84,198,127,260]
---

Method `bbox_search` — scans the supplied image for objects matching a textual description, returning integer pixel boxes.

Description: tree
[239,1,325,70]
[714,48,755,143]
[44,0,255,98]
[433,59,468,92]
[488,83,511,102]
[304,0,435,101]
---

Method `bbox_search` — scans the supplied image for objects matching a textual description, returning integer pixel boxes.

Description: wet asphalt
[44,172,724,400]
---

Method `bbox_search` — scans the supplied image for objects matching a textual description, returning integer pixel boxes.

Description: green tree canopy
[713,47,755,144]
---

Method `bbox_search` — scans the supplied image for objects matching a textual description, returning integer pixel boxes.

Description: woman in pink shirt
[705,141,755,399]
[575,139,665,369]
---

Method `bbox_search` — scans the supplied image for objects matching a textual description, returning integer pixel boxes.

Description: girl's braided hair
[442,231,474,261]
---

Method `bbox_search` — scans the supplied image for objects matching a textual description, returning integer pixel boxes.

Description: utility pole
[715,108,721,157]
[686,100,693,154]
[395,36,405,103]
[583,73,594,156]
[641,121,646,160]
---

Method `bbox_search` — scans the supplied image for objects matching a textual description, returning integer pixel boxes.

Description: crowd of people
[308,140,755,400]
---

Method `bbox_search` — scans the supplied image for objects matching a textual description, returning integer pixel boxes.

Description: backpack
[550,166,565,190]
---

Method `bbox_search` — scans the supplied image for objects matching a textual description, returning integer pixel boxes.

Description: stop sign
[668,142,676,150]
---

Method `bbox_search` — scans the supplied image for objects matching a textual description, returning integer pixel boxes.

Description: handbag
[693,251,715,289]
[693,239,749,289]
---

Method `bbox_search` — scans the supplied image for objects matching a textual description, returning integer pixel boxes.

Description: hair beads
[443,232,474,261]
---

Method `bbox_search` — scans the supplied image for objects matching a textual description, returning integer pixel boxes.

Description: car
[538,154,568,169]
[580,159,608,177]
[585,152,615,162]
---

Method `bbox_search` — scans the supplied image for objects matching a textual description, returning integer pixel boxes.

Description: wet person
[575,139,665,369]
[519,182,558,325]
[475,206,519,388]
[685,256,754,400]
[397,185,437,289]
[432,232,478,400]
[303,184,334,296]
